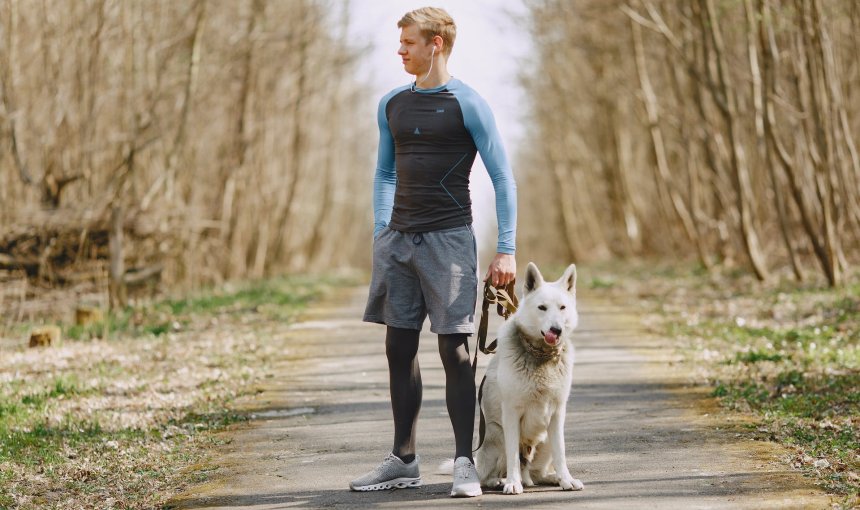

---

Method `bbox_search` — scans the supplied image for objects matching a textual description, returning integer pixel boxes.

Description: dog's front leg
[501,403,523,495]
[549,408,583,491]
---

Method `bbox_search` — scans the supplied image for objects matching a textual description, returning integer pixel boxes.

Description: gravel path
[168,286,832,509]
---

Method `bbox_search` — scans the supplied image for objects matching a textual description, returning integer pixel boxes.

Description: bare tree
[518,0,858,285]
[0,0,373,297]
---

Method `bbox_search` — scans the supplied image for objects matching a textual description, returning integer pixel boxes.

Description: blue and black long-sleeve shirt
[373,78,517,255]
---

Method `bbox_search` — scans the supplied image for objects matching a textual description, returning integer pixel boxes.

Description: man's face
[398,24,435,77]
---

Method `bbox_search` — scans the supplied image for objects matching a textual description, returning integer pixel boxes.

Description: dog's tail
[436,458,480,476]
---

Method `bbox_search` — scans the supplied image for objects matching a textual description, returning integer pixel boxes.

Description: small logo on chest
[436,108,445,113]
[414,127,421,135]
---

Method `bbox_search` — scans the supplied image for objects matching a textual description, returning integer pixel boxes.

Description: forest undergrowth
[0,274,354,509]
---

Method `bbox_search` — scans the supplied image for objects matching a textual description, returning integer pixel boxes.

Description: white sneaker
[349,452,422,491]
[451,456,482,497]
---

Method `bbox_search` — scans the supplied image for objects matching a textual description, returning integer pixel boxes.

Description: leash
[471,279,518,375]
[472,279,518,454]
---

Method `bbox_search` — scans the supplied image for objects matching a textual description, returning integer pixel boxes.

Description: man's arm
[373,95,397,238]
[458,88,517,286]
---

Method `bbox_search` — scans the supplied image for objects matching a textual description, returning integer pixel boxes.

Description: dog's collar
[518,331,563,362]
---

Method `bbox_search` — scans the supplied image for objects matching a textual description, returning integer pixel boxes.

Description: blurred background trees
[2,0,859,321]
[518,0,860,286]
[0,0,372,309]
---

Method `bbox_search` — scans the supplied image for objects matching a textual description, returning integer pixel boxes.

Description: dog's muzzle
[543,326,563,345]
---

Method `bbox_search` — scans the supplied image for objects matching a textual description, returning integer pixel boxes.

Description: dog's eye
[560,305,566,310]
[538,305,547,311]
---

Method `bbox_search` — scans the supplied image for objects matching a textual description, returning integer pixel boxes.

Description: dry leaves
[0,307,300,509]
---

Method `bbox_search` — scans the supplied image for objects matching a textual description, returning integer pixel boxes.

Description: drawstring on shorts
[412,233,424,245]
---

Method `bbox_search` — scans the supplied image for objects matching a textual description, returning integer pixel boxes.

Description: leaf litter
[0,275,345,509]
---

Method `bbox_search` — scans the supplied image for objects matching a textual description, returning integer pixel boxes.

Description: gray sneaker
[349,453,422,491]
[451,457,482,497]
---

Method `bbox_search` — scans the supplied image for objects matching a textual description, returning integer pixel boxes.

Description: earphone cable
[417,46,436,86]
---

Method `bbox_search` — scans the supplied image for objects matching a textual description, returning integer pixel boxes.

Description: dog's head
[514,262,578,347]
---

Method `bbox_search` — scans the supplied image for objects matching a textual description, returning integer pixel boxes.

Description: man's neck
[414,58,451,90]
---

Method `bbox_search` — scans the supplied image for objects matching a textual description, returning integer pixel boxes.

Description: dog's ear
[560,264,577,295]
[523,262,544,295]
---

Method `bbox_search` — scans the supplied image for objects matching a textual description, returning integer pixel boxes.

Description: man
[350,7,516,498]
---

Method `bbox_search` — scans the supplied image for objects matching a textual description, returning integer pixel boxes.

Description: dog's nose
[549,326,562,336]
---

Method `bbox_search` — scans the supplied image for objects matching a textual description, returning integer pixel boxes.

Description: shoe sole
[350,477,423,491]
[451,488,482,497]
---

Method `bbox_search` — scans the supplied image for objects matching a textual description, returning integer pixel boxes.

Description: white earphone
[419,46,437,85]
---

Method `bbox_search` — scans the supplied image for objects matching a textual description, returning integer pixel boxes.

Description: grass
[591,261,859,504]
[56,274,340,343]
[164,278,318,316]
[705,287,857,497]
[2,419,114,466]
[0,273,355,509]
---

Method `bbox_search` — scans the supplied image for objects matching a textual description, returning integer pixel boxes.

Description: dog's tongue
[544,330,559,345]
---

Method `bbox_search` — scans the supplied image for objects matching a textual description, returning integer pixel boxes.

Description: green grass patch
[166,409,250,433]
[164,275,332,316]
[55,273,351,343]
[703,298,858,495]
[18,375,85,407]
[732,349,786,364]
[8,274,355,345]
[715,371,859,417]
[0,401,19,419]
[0,375,97,461]
[588,276,616,289]
[0,469,12,508]
[0,418,113,465]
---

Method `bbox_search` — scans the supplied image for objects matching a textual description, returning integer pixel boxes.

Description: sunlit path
[167,285,831,509]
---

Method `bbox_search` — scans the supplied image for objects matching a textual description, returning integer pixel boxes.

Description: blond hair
[397,7,456,56]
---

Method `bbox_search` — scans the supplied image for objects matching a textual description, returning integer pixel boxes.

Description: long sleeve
[372,94,398,237]
[457,89,517,254]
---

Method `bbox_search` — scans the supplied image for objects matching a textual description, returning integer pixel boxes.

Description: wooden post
[109,204,127,310]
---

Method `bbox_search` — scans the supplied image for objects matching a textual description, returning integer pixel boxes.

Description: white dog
[475,262,584,495]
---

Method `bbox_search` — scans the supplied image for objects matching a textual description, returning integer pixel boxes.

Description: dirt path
[167,286,832,509]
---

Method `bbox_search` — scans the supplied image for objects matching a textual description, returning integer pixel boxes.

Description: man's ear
[523,262,544,295]
[559,264,577,295]
[433,35,444,54]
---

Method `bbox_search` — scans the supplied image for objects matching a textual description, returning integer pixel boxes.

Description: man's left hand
[484,253,516,287]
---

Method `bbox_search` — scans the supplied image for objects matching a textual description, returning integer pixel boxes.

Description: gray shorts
[363,225,478,334]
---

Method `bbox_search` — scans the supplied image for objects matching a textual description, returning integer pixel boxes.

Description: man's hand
[484,253,516,287]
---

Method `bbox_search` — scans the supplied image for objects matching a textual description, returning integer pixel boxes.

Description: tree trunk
[796,0,841,285]
[752,0,803,281]
[630,16,704,264]
[702,0,770,280]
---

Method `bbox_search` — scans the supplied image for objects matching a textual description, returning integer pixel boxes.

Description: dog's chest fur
[495,322,574,436]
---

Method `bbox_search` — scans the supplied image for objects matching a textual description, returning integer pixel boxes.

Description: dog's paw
[483,477,503,489]
[559,475,584,491]
[522,472,535,487]
[503,480,524,495]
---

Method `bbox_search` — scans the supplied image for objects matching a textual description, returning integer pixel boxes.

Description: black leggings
[385,326,476,462]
